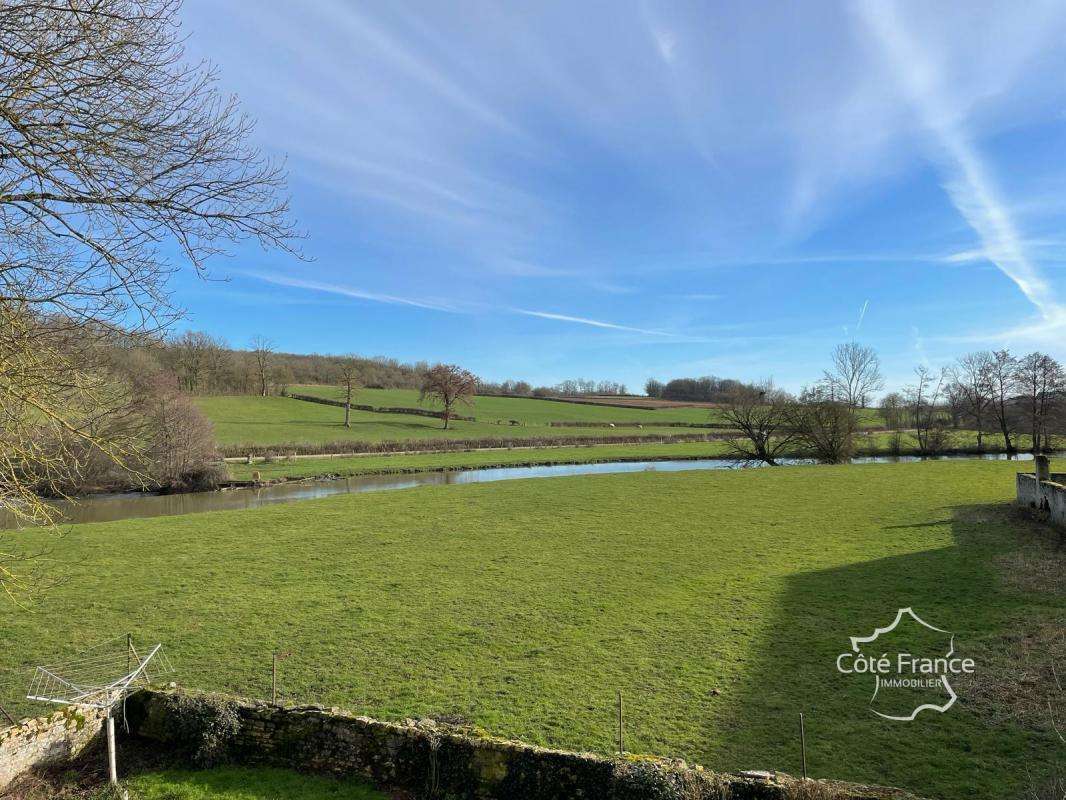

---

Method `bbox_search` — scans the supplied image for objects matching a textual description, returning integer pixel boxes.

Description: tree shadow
[123,765,385,799]
[709,502,1063,799]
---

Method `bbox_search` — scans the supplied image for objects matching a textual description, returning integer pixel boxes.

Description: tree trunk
[1001,421,1014,453]
[344,403,351,428]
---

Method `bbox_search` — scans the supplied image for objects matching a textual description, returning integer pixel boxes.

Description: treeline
[161,332,637,399]
[885,349,1066,455]
[477,378,628,398]
[3,314,226,502]
[644,376,758,403]
[158,331,430,395]
[722,343,1066,465]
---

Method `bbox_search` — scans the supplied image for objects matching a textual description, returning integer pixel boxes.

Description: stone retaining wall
[0,706,108,791]
[126,689,920,800]
[1016,471,1066,527]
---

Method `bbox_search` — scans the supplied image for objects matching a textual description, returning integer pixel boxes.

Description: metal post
[106,709,118,785]
[272,651,278,705]
[616,691,624,755]
[0,702,16,727]
[799,712,807,779]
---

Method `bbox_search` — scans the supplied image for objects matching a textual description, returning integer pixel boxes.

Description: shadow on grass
[123,765,385,799]
[712,502,1063,800]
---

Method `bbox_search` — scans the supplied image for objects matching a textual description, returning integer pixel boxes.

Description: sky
[172,0,1066,393]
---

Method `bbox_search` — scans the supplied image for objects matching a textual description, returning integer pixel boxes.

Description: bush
[148,692,242,767]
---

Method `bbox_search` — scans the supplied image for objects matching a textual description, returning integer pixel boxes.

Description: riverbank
[225,433,1042,483]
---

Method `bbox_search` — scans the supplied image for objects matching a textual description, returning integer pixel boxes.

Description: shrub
[153,692,242,767]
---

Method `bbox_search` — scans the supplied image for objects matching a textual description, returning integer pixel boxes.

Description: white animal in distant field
[609,423,616,428]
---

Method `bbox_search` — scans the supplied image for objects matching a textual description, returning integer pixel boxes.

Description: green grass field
[124,767,384,799]
[194,395,716,450]
[2,460,1061,799]
[58,766,383,799]
[290,385,725,425]
[291,385,889,428]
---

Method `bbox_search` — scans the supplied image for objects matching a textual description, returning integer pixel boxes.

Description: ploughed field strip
[1,459,1062,800]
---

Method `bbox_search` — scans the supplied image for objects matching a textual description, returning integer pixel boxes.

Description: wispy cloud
[678,293,721,301]
[511,308,675,337]
[242,271,460,313]
[856,299,869,331]
[858,0,1060,322]
[652,29,676,64]
[242,270,684,339]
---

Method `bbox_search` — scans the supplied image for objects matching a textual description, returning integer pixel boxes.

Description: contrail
[858,1,1058,321]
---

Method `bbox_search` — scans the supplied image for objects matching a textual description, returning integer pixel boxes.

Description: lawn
[125,767,384,799]
[2,460,1062,799]
[194,395,718,451]
[77,766,383,799]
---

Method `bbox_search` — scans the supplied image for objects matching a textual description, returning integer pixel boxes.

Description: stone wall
[126,689,921,800]
[0,706,108,791]
[1016,471,1066,527]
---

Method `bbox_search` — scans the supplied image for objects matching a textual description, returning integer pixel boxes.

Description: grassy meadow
[194,395,717,451]
[2,459,1062,799]
[121,767,385,799]
[30,767,386,800]
[194,387,965,464]
[289,385,726,425]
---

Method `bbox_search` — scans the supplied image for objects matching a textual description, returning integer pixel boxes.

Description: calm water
[2,451,1037,528]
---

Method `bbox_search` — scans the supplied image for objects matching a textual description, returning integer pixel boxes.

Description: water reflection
[2,451,1038,528]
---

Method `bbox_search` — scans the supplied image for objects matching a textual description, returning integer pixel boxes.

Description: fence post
[1036,454,1050,482]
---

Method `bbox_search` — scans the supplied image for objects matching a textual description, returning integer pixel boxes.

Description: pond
[1,451,1038,529]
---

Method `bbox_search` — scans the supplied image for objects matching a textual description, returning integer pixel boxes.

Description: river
[0,451,1038,529]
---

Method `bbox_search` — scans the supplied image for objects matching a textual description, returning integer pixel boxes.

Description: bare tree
[1014,352,1064,454]
[824,342,884,408]
[950,351,994,451]
[789,384,859,464]
[251,336,274,397]
[337,356,360,428]
[0,0,295,598]
[170,331,226,394]
[988,350,1019,454]
[904,366,951,456]
[720,381,797,465]
[879,391,907,454]
[139,372,221,492]
[420,364,477,429]
[0,0,298,329]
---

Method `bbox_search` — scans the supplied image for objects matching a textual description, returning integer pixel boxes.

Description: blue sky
[173,0,1066,393]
